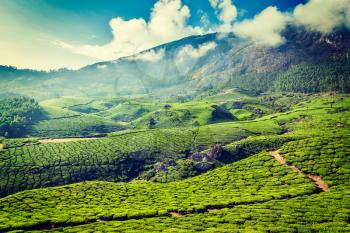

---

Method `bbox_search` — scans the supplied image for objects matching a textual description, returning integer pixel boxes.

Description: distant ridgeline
[0,26,349,99]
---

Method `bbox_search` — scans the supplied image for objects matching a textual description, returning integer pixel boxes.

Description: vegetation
[227,60,350,94]
[0,129,196,197]
[12,90,298,138]
[279,135,350,187]
[274,60,350,93]
[0,97,42,137]
[29,114,124,137]
[36,189,349,233]
[0,93,349,232]
[0,151,315,231]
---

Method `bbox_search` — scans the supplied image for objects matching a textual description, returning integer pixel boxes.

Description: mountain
[1,26,350,99]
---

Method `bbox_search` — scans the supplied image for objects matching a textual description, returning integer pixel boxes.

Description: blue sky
[0,0,308,70]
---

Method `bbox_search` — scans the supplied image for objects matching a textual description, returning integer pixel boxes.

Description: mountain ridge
[0,25,349,99]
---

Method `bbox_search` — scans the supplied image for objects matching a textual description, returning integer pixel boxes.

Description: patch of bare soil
[308,174,330,192]
[169,212,183,218]
[207,209,219,213]
[38,138,99,144]
[269,150,329,192]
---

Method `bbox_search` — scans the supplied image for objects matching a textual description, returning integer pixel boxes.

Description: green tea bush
[0,152,315,231]
[0,129,195,197]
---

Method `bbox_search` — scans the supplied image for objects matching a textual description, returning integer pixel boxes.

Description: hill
[0,94,349,232]
[0,26,349,99]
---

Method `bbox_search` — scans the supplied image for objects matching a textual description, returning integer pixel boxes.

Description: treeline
[229,73,275,94]
[0,65,44,79]
[0,97,42,137]
[228,60,350,94]
[274,60,350,93]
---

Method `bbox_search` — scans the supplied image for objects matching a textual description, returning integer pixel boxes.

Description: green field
[0,92,349,232]
[18,90,309,138]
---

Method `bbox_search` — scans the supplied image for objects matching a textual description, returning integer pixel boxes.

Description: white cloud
[230,0,350,46]
[175,42,217,75]
[233,6,289,46]
[293,0,350,33]
[54,0,350,62]
[56,0,203,61]
[198,10,211,32]
[126,49,165,62]
[177,42,217,61]
[209,0,237,32]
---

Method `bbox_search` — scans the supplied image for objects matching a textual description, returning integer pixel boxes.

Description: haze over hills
[1,25,350,100]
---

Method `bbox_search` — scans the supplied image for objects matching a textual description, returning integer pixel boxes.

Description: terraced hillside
[0,93,349,232]
[0,91,323,197]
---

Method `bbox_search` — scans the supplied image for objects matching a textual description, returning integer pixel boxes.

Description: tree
[0,97,42,137]
[147,118,156,128]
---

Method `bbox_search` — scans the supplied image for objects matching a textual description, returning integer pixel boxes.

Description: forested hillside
[227,59,350,94]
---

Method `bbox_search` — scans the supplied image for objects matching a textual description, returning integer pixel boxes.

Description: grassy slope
[0,129,196,197]
[30,97,125,137]
[0,151,315,231]
[0,94,348,196]
[28,90,299,137]
[38,189,349,233]
[0,94,349,232]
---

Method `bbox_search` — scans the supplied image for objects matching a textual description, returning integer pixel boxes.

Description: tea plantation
[0,93,349,232]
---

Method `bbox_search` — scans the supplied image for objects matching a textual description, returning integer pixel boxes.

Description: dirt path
[169,212,183,218]
[269,150,329,192]
[38,138,100,144]
[307,174,330,192]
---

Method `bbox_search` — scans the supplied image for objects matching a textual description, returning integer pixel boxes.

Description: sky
[1,0,348,70]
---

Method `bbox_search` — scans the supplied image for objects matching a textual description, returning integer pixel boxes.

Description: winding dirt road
[269,150,330,192]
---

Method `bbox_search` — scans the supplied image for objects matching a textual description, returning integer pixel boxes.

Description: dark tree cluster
[0,97,42,137]
[227,59,350,94]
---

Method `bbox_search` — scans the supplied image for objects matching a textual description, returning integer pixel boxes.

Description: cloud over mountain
[56,0,203,60]
[209,0,238,32]
[127,49,165,62]
[233,6,289,46]
[175,42,217,75]
[231,0,350,46]
[177,42,217,61]
[54,0,350,61]
[293,0,350,33]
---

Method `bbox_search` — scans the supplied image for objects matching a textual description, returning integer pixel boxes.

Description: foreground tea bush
[279,135,350,187]
[0,152,315,231]
[9,134,349,233]
[31,189,350,233]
